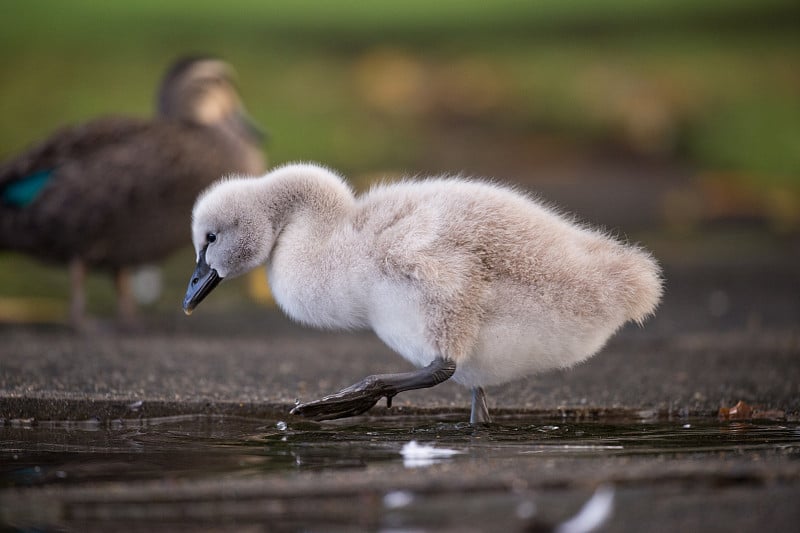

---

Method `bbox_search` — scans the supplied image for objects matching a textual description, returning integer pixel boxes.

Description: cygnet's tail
[615,246,663,326]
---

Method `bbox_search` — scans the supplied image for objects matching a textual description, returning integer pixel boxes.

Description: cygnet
[183,163,662,423]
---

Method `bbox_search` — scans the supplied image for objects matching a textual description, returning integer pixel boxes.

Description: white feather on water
[400,440,461,468]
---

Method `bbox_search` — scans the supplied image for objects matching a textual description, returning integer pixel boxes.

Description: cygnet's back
[343,178,661,387]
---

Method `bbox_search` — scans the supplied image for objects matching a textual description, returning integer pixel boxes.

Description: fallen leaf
[719,400,752,420]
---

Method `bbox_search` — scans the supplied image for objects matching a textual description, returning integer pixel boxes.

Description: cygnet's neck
[256,164,356,240]
[252,165,364,329]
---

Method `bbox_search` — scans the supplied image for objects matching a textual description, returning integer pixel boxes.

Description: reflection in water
[1,415,799,488]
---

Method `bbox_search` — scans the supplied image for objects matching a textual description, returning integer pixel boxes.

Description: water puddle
[2,415,798,488]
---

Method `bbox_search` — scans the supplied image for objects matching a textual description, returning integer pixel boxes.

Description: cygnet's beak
[182,246,222,315]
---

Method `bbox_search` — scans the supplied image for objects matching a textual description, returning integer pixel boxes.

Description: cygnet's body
[184,163,662,422]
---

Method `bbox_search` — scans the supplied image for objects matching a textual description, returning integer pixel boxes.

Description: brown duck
[0,56,266,327]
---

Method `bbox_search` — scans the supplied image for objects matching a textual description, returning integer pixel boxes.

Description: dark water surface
[2,415,800,531]
[3,415,798,488]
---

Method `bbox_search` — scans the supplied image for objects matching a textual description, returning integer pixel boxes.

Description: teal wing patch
[1,169,54,207]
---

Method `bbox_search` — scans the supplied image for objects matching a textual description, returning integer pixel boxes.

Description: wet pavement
[1,243,800,531]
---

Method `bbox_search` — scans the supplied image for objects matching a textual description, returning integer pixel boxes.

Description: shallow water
[2,415,798,488]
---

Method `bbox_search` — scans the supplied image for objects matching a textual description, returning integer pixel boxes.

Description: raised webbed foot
[290,357,456,421]
[290,375,390,420]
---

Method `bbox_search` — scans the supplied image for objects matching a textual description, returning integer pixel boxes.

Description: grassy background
[1,0,798,321]
[2,0,798,179]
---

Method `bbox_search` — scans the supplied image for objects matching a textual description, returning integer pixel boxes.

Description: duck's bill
[232,109,268,144]
[182,249,222,315]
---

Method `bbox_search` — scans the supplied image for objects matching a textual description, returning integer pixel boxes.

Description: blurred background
[0,0,798,328]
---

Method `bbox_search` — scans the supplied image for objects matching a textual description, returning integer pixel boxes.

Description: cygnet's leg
[470,387,492,424]
[291,357,456,421]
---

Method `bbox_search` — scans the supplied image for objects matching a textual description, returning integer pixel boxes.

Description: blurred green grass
[1,0,798,321]
[2,0,798,179]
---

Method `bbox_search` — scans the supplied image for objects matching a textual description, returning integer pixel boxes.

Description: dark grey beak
[182,246,222,315]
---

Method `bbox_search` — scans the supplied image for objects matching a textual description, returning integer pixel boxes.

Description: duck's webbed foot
[290,357,456,421]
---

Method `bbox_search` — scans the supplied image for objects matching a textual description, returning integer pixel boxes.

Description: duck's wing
[0,118,153,256]
[63,120,259,266]
[0,117,151,208]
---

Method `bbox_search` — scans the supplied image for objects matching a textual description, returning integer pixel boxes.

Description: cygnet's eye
[206,233,217,244]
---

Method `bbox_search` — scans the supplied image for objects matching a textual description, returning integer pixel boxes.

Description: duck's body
[184,163,662,422]
[0,117,262,267]
[0,57,265,326]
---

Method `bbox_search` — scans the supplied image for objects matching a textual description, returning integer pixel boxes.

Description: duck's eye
[207,233,217,244]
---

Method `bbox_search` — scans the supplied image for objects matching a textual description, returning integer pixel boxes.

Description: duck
[182,163,662,423]
[0,56,266,328]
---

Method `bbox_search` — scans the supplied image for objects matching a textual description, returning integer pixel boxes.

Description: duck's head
[157,56,265,144]
[182,177,273,314]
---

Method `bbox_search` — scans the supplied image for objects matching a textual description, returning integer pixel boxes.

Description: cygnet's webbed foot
[289,379,386,421]
[290,357,456,421]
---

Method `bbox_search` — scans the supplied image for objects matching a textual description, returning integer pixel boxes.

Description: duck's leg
[68,257,87,330]
[291,357,456,421]
[470,387,492,424]
[114,267,137,326]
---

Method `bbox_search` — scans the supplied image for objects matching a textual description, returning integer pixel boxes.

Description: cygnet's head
[182,176,273,314]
